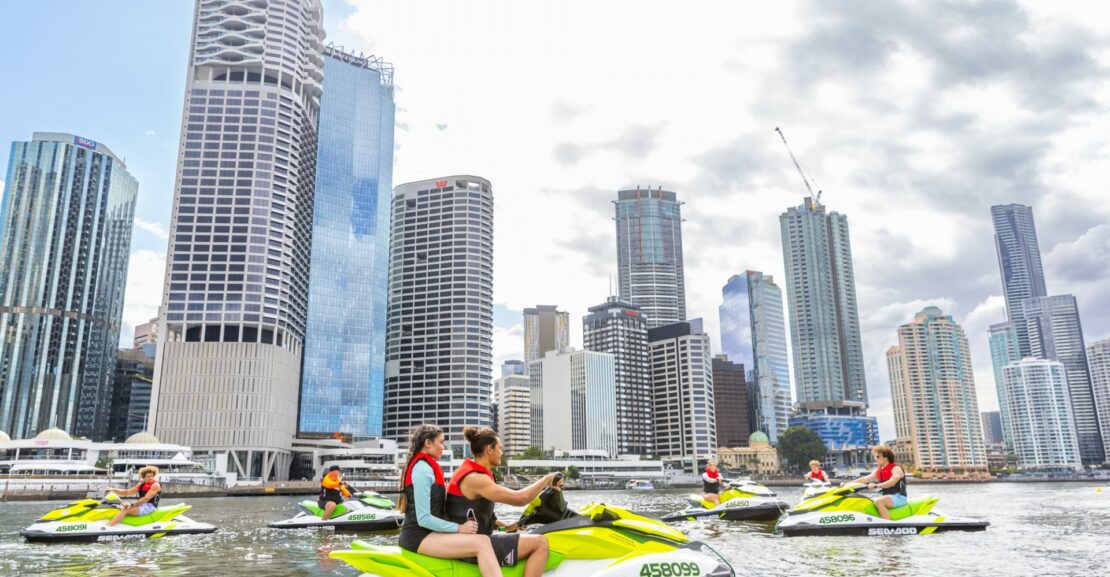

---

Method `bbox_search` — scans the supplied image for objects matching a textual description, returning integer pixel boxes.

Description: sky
[2,1,1109,441]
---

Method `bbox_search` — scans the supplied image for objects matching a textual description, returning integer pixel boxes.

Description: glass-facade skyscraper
[150,0,325,481]
[992,204,1047,358]
[383,176,494,448]
[615,187,686,329]
[1086,338,1110,460]
[988,321,1020,449]
[583,296,652,456]
[523,305,569,365]
[1022,295,1104,465]
[779,197,867,406]
[718,271,791,443]
[1002,359,1083,470]
[298,47,395,438]
[0,133,138,440]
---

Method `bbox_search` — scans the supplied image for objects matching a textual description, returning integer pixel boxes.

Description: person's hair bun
[463,426,479,442]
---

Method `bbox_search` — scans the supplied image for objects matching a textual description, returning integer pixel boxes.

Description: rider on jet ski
[105,465,161,526]
[512,471,580,529]
[702,460,725,505]
[803,460,828,482]
[844,445,907,520]
[447,427,560,577]
[319,465,352,521]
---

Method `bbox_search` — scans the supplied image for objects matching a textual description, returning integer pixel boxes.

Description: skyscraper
[886,307,988,477]
[1002,359,1082,470]
[150,0,325,481]
[648,319,716,473]
[779,197,867,406]
[298,46,395,438]
[1085,338,1110,458]
[718,271,791,443]
[712,356,750,448]
[495,372,532,455]
[614,186,686,329]
[501,360,526,378]
[109,347,157,442]
[988,322,1020,449]
[528,349,617,457]
[583,296,652,456]
[981,411,1004,445]
[1022,295,1104,464]
[383,176,494,448]
[0,133,138,440]
[991,204,1048,358]
[523,305,569,365]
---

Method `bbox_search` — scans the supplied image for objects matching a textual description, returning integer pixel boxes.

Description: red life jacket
[445,458,498,535]
[876,462,907,497]
[704,468,720,479]
[403,452,445,487]
[137,479,160,507]
[447,458,494,496]
[811,470,827,482]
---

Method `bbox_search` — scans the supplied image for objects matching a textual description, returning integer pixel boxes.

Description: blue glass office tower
[0,133,138,440]
[615,187,686,329]
[299,47,395,437]
[719,271,792,443]
[991,204,1047,358]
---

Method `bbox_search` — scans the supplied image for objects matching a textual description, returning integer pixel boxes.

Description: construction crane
[774,127,822,205]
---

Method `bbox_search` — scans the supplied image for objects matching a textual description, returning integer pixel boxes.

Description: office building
[495,373,532,456]
[988,322,1020,449]
[648,320,716,473]
[501,360,526,378]
[886,307,988,477]
[298,46,395,438]
[523,305,569,365]
[615,186,686,328]
[718,271,791,443]
[1023,295,1104,464]
[1002,359,1083,470]
[0,132,138,440]
[779,197,867,406]
[108,348,157,442]
[992,204,1047,358]
[1085,338,1110,459]
[133,318,159,349]
[583,296,652,456]
[528,349,617,458]
[712,356,750,448]
[981,411,1004,445]
[788,409,879,471]
[383,176,494,448]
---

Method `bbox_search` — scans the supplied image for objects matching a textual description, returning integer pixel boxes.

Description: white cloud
[144,129,157,137]
[118,250,165,348]
[133,218,169,240]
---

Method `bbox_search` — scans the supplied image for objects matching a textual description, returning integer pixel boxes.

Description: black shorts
[318,496,343,508]
[490,532,521,566]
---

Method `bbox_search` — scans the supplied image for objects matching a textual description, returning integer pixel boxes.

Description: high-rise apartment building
[712,356,749,448]
[133,318,159,349]
[988,322,1020,449]
[583,296,652,456]
[1085,338,1110,459]
[981,411,1004,445]
[614,187,686,329]
[383,176,494,448]
[298,46,395,438]
[991,204,1048,358]
[718,271,791,443]
[886,307,988,477]
[495,373,532,456]
[648,320,716,473]
[1002,358,1083,470]
[0,133,138,440]
[1022,295,1104,464]
[523,305,569,365]
[150,0,325,481]
[779,197,867,406]
[527,349,617,457]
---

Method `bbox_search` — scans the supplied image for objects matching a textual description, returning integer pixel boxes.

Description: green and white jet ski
[661,479,787,522]
[329,503,735,577]
[800,480,834,500]
[268,492,404,531]
[21,494,216,542]
[777,483,989,537]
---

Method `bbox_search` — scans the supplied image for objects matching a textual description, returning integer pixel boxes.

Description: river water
[1,482,1107,576]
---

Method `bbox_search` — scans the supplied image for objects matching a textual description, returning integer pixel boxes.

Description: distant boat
[626,479,654,490]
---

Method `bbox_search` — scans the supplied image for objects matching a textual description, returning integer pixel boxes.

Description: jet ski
[661,479,788,522]
[21,493,216,542]
[801,480,834,499]
[268,491,404,531]
[777,483,989,537]
[329,503,735,577]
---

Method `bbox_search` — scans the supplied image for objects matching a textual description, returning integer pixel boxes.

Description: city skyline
[3,1,1110,442]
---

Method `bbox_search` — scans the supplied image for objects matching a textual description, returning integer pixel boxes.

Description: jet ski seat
[119,504,193,526]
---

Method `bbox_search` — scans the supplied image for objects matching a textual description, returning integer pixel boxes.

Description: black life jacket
[702,469,721,493]
[877,463,908,497]
[445,458,497,535]
[319,476,347,502]
[137,480,160,508]
[399,453,447,552]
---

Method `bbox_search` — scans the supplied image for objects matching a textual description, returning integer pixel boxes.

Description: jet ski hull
[778,515,989,537]
[267,511,403,532]
[21,516,216,542]
[662,501,785,522]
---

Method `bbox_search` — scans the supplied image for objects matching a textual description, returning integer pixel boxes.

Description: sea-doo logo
[347,513,378,521]
[868,527,918,536]
[819,514,856,524]
[57,524,88,532]
[639,562,701,576]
